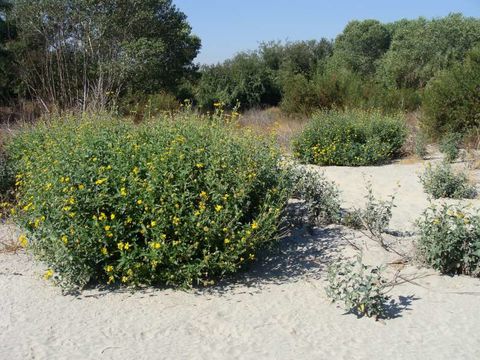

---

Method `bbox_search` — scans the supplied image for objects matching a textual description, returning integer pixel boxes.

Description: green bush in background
[293,109,406,166]
[422,46,480,138]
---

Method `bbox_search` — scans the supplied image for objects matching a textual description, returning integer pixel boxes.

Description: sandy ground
[2,159,480,360]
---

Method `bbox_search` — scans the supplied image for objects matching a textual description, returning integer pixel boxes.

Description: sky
[174,0,480,65]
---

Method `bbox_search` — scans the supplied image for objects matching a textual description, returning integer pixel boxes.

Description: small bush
[419,163,476,199]
[439,133,462,163]
[417,204,480,276]
[5,112,290,289]
[289,166,341,226]
[326,255,391,319]
[293,109,407,166]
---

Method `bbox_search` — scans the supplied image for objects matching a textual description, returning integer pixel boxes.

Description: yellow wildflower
[117,242,125,250]
[101,247,108,256]
[172,216,181,226]
[61,235,68,244]
[104,225,111,231]
[215,205,223,212]
[43,269,54,280]
[19,234,28,248]
[106,265,114,273]
[251,221,259,230]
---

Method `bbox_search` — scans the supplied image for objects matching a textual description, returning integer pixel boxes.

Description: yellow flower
[108,276,115,284]
[224,238,231,244]
[251,221,259,230]
[110,214,116,220]
[19,234,28,248]
[106,232,113,238]
[215,205,223,212]
[172,216,181,226]
[132,167,140,175]
[249,254,255,261]
[78,184,85,190]
[43,269,54,280]
[61,235,68,244]
[120,188,127,196]
[101,247,108,256]
[213,102,221,108]
[106,265,114,273]
[200,191,208,199]
[104,225,111,231]
[117,242,125,250]
[124,242,131,250]
[196,163,205,169]
[121,276,128,283]
[150,242,161,250]
[137,199,143,205]
[95,178,107,185]
[150,220,157,228]
[99,212,107,221]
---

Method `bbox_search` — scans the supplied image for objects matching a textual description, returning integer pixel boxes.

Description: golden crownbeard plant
[5,110,291,289]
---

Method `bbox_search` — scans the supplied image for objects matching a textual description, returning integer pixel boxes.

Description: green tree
[10,0,200,110]
[0,0,15,104]
[196,52,280,110]
[378,14,480,89]
[329,20,391,78]
[422,45,480,137]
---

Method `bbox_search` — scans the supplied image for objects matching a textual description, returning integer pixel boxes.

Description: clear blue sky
[173,0,480,64]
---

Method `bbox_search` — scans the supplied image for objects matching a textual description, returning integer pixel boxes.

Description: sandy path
[1,160,480,360]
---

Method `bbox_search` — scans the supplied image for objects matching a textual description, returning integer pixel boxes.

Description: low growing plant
[5,111,291,289]
[326,255,391,319]
[417,203,480,276]
[293,109,407,166]
[419,163,476,199]
[289,166,341,226]
[342,181,396,248]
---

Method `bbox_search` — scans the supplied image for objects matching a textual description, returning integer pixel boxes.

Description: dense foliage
[293,109,406,166]
[8,0,200,110]
[422,46,480,137]
[417,204,480,276]
[4,112,290,289]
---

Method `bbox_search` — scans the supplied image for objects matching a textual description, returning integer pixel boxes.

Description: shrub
[421,45,480,138]
[439,133,462,163]
[289,166,341,226]
[419,163,476,199]
[5,111,291,289]
[417,203,480,276]
[346,182,395,240]
[119,92,180,119]
[293,109,407,166]
[326,255,391,319]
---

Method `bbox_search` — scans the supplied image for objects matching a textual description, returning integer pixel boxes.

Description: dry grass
[238,107,308,152]
[0,225,22,254]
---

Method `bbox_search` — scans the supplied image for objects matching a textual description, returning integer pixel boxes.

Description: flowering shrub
[5,112,290,289]
[419,163,476,199]
[417,204,480,276]
[293,109,406,166]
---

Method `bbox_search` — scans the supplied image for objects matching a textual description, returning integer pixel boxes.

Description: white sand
[2,160,480,360]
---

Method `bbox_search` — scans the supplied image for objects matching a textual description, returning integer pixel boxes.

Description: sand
[1,159,480,360]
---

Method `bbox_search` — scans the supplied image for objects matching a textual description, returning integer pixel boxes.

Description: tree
[329,20,391,78]
[377,14,480,89]
[10,0,201,110]
[0,0,15,104]
[422,46,480,137]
